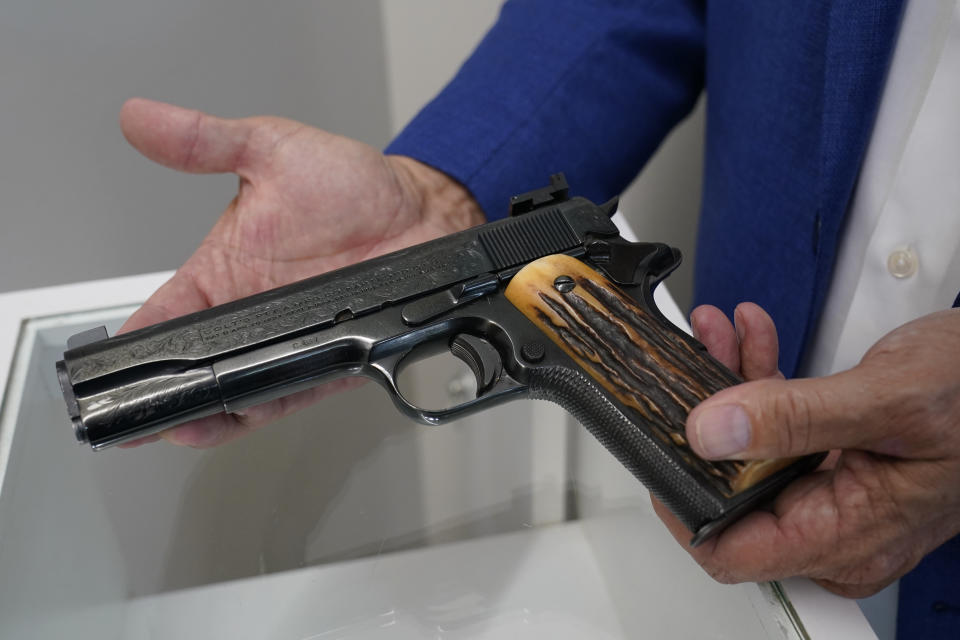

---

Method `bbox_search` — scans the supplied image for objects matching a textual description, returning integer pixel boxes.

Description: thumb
[686,372,881,460]
[119,98,252,175]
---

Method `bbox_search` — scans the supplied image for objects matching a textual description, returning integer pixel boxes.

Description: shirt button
[887,246,918,279]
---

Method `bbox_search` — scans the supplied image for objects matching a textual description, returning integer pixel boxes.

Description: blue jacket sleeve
[385,0,705,219]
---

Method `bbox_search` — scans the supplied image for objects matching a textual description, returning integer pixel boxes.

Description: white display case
[0,225,876,639]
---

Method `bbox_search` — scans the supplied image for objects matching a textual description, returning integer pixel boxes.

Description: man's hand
[117,98,484,448]
[653,302,960,598]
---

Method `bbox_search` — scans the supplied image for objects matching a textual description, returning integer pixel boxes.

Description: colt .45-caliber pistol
[55,174,823,545]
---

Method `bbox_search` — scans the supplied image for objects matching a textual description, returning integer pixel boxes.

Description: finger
[655,468,912,590]
[690,305,740,373]
[653,480,825,583]
[119,98,253,175]
[733,302,782,381]
[159,413,237,448]
[160,378,366,448]
[649,496,776,587]
[651,492,796,582]
[118,270,211,334]
[117,434,161,448]
[112,271,225,447]
[686,370,886,460]
[650,495,715,555]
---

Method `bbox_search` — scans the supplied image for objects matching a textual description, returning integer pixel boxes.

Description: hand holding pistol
[56,175,824,544]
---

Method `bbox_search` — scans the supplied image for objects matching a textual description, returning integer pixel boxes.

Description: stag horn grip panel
[504,255,796,499]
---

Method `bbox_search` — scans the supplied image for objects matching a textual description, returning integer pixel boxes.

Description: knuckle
[765,383,822,455]
[182,111,204,169]
[761,380,827,456]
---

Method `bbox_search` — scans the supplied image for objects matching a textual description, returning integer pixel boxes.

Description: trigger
[449,334,502,396]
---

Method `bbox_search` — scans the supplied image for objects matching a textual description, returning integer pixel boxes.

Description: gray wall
[381,1,502,135]
[0,0,390,293]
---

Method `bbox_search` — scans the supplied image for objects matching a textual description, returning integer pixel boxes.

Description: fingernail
[690,313,702,341]
[694,404,752,458]
[733,307,746,342]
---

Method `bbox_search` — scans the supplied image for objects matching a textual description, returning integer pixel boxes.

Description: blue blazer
[387,1,956,636]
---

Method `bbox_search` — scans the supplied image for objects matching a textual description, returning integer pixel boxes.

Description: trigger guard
[449,334,503,396]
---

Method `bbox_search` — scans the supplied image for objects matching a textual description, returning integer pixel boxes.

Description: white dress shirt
[799,1,959,636]
[802,0,960,379]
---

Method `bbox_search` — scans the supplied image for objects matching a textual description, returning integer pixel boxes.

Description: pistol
[55,175,823,545]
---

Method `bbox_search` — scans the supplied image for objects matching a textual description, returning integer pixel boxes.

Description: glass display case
[0,224,876,639]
